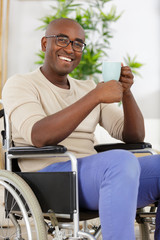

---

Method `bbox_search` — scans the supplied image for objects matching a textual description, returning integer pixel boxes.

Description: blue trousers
[39,150,160,240]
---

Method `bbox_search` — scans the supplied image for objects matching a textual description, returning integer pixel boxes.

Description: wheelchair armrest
[7,145,78,173]
[8,145,67,155]
[94,142,152,153]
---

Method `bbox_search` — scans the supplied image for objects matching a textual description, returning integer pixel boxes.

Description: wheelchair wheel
[0,170,47,240]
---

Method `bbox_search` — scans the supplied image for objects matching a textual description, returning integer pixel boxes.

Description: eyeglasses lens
[56,36,84,52]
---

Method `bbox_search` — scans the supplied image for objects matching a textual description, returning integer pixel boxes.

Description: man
[2,18,160,239]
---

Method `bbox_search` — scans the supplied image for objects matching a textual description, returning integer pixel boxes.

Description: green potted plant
[35,0,143,83]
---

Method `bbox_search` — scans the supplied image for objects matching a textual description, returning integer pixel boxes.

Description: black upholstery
[6,172,76,216]
[8,145,67,155]
[94,142,152,152]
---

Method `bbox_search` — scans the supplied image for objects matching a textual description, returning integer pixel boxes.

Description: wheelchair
[0,100,157,240]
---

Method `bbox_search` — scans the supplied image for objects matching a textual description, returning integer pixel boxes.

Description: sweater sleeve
[2,74,46,145]
[99,103,124,141]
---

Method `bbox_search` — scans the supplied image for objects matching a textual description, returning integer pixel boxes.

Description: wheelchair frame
[0,100,100,240]
[0,99,157,240]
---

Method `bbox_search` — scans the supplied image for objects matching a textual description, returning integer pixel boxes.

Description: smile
[59,56,72,62]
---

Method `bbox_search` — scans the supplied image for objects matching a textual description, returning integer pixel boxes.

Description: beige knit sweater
[2,68,124,171]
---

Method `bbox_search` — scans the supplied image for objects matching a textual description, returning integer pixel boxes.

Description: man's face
[42,20,85,76]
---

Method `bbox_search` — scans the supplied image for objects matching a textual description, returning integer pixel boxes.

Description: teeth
[59,56,72,62]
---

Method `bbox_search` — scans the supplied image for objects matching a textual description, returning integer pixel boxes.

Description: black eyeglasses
[45,35,86,52]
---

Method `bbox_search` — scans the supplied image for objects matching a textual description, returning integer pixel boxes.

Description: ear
[41,37,47,52]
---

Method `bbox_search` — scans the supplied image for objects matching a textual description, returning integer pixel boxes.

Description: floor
[0,220,155,239]
[0,224,155,240]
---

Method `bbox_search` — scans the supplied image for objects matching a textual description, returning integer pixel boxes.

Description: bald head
[41,17,85,78]
[45,18,85,37]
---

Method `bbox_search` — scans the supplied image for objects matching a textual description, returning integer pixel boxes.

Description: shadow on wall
[138,90,160,118]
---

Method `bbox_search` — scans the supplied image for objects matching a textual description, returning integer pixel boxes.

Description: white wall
[107,0,160,119]
[4,0,160,149]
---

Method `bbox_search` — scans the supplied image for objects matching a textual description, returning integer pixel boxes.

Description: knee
[115,150,140,177]
[111,150,140,178]
[98,149,140,180]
